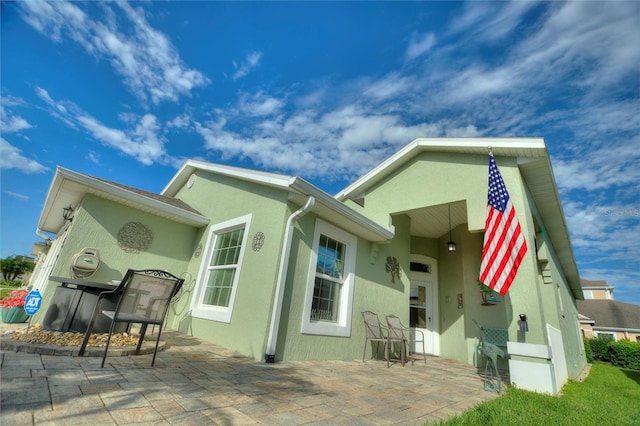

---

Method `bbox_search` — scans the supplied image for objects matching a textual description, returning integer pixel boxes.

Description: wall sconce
[447,205,456,253]
[519,314,528,332]
[62,205,74,222]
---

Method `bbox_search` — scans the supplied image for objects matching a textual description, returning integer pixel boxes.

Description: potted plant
[0,289,29,323]
[477,281,495,305]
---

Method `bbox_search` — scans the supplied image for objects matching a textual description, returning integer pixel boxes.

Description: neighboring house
[28,137,587,394]
[578,279,640,342]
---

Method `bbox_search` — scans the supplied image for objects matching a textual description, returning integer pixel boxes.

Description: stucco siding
[277,214,411,361]
[523,183,587,380]
[345,152,488,232]
[33,194,197,324]
[169,170,292,359]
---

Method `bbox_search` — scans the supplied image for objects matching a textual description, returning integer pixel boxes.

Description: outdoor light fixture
[447,205,457,253]
[62,205,74,222]
[519,314,529,332]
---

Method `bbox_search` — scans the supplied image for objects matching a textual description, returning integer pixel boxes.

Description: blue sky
[1,1,638,304]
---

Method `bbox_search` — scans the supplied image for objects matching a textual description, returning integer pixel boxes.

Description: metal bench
[473,320,508,393]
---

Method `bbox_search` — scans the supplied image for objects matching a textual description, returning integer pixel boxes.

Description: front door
[409,256,439,355]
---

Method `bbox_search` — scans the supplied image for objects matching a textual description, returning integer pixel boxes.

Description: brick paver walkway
[1,329,502,425]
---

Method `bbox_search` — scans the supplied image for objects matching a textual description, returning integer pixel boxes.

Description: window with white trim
[594,331,616,341]
[191,214,251,323]
[302,219,357,337]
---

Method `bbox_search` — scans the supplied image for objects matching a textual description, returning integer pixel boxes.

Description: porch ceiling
[402,200,468,239]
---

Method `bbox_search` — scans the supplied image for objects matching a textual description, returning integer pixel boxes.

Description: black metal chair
[79,269,184,367]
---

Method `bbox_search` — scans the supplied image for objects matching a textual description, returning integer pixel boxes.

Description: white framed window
[594,331,616,341]
[301,219,357,337]
[191,214,251,323]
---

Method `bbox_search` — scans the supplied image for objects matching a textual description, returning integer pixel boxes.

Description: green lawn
[441,363,640,425]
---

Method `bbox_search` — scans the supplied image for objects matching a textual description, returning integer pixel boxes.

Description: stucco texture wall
[170,170,291,360]
[33,194,198,324]
[342,150,586,377]
[276,214,411,362]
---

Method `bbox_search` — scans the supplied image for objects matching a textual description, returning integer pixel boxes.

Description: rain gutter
[265,195,316,363]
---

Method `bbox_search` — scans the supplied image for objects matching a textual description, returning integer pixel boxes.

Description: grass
[0,280,24,299]
[441,363,640,425]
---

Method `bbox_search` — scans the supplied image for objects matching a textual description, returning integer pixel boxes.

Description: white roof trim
[593,326,640,333]
[163,160,394,242]
[162,159,297,195]
[336,137,546,200]
[38,167,209,232]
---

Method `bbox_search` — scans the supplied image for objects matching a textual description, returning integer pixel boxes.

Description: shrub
[609,340,640,371]
[583,337,593,363]
[589,335,614,362]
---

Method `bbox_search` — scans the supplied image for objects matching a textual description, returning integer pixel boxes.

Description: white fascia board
[593,326,640,333]
[291,177,394,241]
[37,167,69,230]
[335,137,547,201]
[412,137,546,150]
[162,160,394,242]
[41,167,209,229]
[162,159,295,196]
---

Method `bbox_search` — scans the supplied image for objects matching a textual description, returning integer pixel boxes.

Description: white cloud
[35,88,170,166]
[0,106,32,133]
[77,113,166,166]
[449,1,538,41]
[232,51,262,80]
[86,151,100,164]
[561,200,640,286]
[35,86,79,129]
[166,114,192,129]
[18,1,209,105]
[238,91,285,117]
[362,73,414,101]
[3,191,30,201]
[516,1,640,89]
[0,138,48,174]
[405,33,436,61]
[552,141,640,192]
[194,97,481,181]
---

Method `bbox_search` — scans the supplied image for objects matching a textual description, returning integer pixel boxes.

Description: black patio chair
[80,269,184,367]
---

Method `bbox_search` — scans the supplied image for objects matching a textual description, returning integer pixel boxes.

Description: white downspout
[265,196,315,362]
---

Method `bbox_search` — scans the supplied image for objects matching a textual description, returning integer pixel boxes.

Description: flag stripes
[479,154,528,295]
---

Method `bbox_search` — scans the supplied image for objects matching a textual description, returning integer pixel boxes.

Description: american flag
[479,153,528,295]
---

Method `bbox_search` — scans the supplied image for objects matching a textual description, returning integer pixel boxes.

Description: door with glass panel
[409,257,438,355]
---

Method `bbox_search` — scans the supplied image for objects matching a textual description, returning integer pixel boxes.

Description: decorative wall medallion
[117,222,153,253]
[252,232,265,251]
[187,173,196,188]
[385,256,401,283]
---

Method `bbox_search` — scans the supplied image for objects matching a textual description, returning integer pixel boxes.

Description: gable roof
[577,299,640,332]
[335,137,581,297]
[162,160,395,243]
[38,167,209,233]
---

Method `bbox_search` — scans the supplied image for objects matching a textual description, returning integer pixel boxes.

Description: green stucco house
[29,137,587,394]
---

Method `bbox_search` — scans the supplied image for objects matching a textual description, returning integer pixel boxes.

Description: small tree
[0,256,35,282]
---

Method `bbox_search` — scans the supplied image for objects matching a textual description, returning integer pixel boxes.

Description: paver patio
[1,328,503,425]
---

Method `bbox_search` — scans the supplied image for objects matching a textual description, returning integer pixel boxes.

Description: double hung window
[302,219,357,337]
[192,215,251,323]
